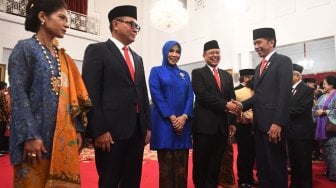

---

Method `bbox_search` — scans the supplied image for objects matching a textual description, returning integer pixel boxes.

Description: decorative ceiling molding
[194,0,205,11]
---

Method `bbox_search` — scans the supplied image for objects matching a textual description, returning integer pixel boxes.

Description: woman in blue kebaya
[149,40,194,188]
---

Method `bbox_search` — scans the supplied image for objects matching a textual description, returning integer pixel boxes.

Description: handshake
[226,99,243,116]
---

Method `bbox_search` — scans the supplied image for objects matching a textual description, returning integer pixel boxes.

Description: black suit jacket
[243,52,292,132]
[287,81,315,140]
[192,66,236,135]
[82,39,151,140]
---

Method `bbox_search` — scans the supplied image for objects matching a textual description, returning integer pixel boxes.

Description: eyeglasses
[115,19,141,31]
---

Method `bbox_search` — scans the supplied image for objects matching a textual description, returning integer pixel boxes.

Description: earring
[41,21,45,25]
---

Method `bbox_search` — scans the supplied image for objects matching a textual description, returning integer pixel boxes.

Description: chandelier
[150,0,188,33]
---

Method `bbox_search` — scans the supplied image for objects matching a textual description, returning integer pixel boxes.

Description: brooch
[292,90,297,95]
[179,72,186,79]
[265,61,271,70]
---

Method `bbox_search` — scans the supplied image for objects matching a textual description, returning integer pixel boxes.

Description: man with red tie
[191,40,238,187]
[242,28,293,188]
[82,5,151,188]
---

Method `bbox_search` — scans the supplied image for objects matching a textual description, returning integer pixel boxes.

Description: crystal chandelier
[150,0,188,33]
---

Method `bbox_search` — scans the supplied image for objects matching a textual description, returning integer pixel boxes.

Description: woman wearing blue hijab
[149,41,194,187]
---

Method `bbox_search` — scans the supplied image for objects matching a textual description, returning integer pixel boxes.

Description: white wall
[142,0,336,74]
[234,0,336,70]
[1,0,336,83]
[0,0,145,83]
[141,0,237,73]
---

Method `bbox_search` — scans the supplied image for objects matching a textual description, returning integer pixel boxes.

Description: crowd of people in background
[1,0,336,188]
[0,81,10,157]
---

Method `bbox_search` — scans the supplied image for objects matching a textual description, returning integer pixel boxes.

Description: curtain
[65,0,87,15]
[303,71,336,87]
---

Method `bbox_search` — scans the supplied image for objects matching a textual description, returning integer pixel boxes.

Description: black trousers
[236,123,255,184]
[95,120,145,188]
[192,132,227,188]
[288,139,313,188]
[254,129,287,188]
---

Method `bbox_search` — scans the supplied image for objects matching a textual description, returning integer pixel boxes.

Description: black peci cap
[303,78,316,84]
[239,69,255,76]
[253,27,276,41]
[293,64,303,73]
[203,40,220,52]
[108,5,137,22]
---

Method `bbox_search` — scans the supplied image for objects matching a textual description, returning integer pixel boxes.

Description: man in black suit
[82,5,151,188]
[287,64,315,188]
[235,69,258,188]
[242,28,293,188]
[234,69,254,90]
[303,77,324,161]
[192,40,238,188]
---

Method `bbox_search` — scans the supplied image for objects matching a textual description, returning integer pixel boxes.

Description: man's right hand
[226,100,242,115]
[94,132,113,152]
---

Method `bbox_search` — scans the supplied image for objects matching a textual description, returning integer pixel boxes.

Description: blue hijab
[162,40,181,67]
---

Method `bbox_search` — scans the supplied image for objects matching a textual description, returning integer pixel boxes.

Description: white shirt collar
[109,36,135,67]
[110,36,126,50]
[292,80,302,89]
[207,64,218,72]
[264,50,276,61]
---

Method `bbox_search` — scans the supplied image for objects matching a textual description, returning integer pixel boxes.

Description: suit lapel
[292,81,303,96]
[218,69,225,93]
[255,53,277,88]
[106,40,134,83]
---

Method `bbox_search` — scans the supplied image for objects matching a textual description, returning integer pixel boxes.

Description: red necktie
[123,46,139,112]
[213,68,221,90]
[259,58,267,76]
[122,46,135,82]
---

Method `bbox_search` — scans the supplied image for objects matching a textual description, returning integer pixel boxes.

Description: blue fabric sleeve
[149,67,174,118]
[8,41,40,141]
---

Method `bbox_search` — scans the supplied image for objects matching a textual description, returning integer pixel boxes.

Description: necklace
[34,35,61,95]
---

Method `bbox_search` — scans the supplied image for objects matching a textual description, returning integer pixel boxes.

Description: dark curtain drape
[303,71,336,86]
[65,0,87,15]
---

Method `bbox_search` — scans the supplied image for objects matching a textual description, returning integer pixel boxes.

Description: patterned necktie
[213,68,221,90]
[259,58,267,76]
[122,46,135,82]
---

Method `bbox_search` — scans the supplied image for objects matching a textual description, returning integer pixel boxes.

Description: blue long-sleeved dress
[8,37,60,165]
[149,41,194,150]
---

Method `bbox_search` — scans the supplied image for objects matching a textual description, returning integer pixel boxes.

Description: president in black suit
[192,40,238,188]
[82,5,151,188]
[287,64,315,188]
[242,28,293,188]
